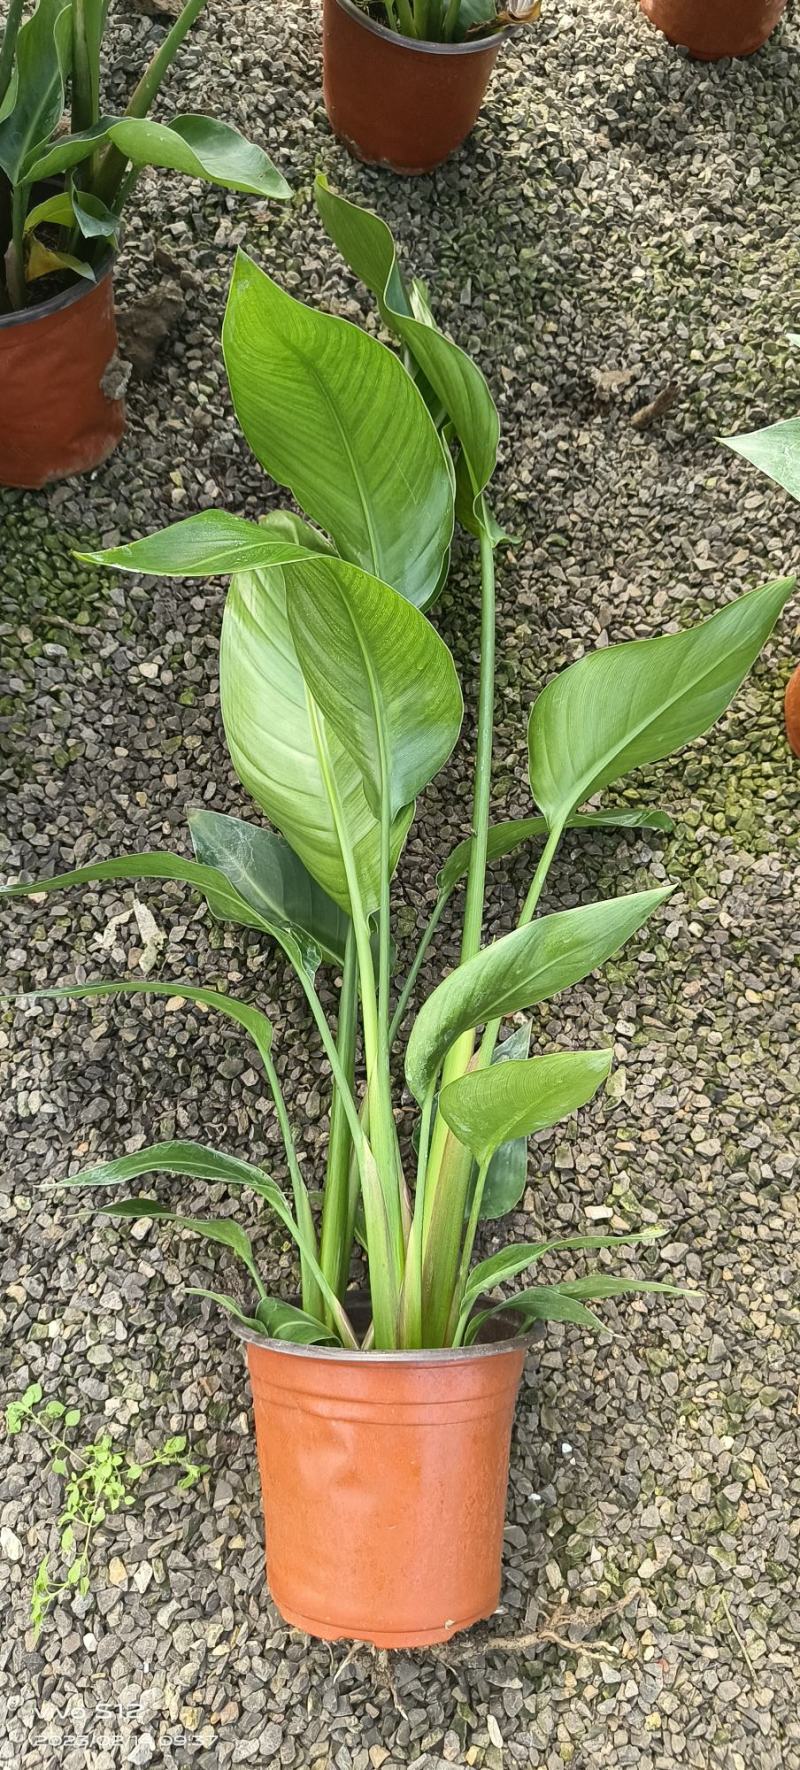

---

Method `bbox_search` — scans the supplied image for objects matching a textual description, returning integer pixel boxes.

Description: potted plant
[0,0,289,490]
[723,411,800,753]
[5,185,793,1648]
[639,0,788,61]
[321,0,541,174]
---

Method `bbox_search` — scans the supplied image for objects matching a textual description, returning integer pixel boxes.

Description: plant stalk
[318,926,358,1311]
[477,820,563,1068]
[0,0,23,110]
[5,183,26,311]
[89,0,209,206]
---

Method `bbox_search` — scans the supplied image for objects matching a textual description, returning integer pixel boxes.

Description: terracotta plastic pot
[0,258,126,490]
[322,0,507,174]
[785,662,800,756]
[241,1307,530,1646]
[639,0,788,60]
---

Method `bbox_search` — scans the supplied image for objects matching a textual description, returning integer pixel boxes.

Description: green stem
[477,820,563,1068]
[450,1154,490,1329]
[262,1047,320,1318]
[388,888,451,1051]
[6,183,26,311]
[442,0,461,39]
[71,0,98,134]
[319,927,358,1310]
[89,0,209,206]
[0,0,23,110]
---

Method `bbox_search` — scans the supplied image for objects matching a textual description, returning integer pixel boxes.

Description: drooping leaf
[221,250,453,608]
[462,1227,665,1313]
[0,849,271,937]
[465,1288,606,1342]
[21,111,291,198]
[475,1019,531,1220]
[529,578,795,833]
[98,1196,264,1289]
[220,566,412,913]
[188,808,351,968]
[20,116,111,183]
[23,190,75,233]
[69,186,120,240]
[437,807,674,897]
[555,1275,689,1300]
[0,0,72,183]
[26,240,94,282]
[27,978,274,1073]
[255,1296,338,1345]
[405,886,671,1103]
[284,554,463,820]
[57,1137,293,1216]
[75,510,320,578]
[722,417,800,503]
[440,1048,612,1167]
[314,176,498,528]
[186,1287,264,1335]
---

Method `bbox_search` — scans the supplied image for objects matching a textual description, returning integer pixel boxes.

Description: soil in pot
[322,0,506,174]
[0,260,126,490]
[241,1303,530,1647]
[639,0,788,60]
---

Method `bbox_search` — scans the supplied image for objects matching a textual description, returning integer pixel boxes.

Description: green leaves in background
[314,176,499,527]
[405,886,671,1102]
[437,806,674,897]
[220,567,411,913]
[76,510,319,578]
[529,578,795,833]
[284,555,463,821]
[221,250,453,608]
[722,417,800,503]
[440,1048,612,1166]
[0,0,72,182]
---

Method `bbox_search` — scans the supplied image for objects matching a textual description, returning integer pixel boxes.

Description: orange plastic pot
[241,1310,530,1646]
[322,0,507,174]
[785,662,800,757]
[639,0,788,59]
[0,258,125,490]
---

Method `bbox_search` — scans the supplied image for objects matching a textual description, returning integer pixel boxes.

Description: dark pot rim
[232,1293,536,1363]
[0,251,115,334]
[331,0,514,57]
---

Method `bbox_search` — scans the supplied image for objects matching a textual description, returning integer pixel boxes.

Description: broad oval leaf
[441,1048,612,1167]
[437,807,674,897]
[221,250,454,608]
[284,554,463,820]
[529,577,795,833]
[188,808,350,968]
[220,566,412,913]
[0,0,72,182]
[186,1287,263,1335]
[314,176,498,527]
[76,510,319,578]
[722,417,800,502]
[107,113,290,198]
[405,886,671,1103]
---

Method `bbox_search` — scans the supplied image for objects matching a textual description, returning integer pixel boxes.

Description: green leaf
[188,809,351,969]
[556,1275,689,1300]
[20,111,291,198]
[437,807,674,897]
[405,886,671,1103]
[70,187,120,240]
[186,1288,274,1335]
[529,578,795,833]
[220,566,412,913]
[0,846,281,940]
[221,250,453,609]
[98,1197,264,1288]
[255,1296,338,1345]
[0,0,72,183]
[75,510,320,578]
[722,417,800,502]
[476,1019,531,1220]
[314,176,498,528]
[64,1409,81,1427]
[284,554,463,820]
[465,1288,607,1343]
[463,1228,665,1312]
[26,239,94,282]
[23,190,75,233]
[441,1048,612,1167]
[27,978,274,1074]
[20,115,110,182]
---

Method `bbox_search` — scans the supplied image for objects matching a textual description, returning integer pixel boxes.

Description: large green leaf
[475,1019,531,1220]
[21,112,291,198]
[529,578,795,833]
[98,1196,264,1290]
[188,808,350,968]
[440,1048,612,1167]
[0,0,72,182]
[437,807,674,897]
[220,566,412,913]
[284,554,463,820]
[221,250,453,608]
[463,1227,664,1314]
[28,978,274,1072]
[76,511,320,578]
[0,848,274,938]
[314,176,498,526]
[405,886,670,1103]
[722,417,800,503]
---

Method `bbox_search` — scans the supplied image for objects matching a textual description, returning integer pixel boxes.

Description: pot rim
[0,251,115,333]
[232,1316,536,1364]
[330,0,514,57]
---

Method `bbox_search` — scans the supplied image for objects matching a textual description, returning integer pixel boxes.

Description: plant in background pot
[321,0,541,174]
[4,185,794,1647]
[722,409,800,754]
[639,0,788,62]
[0,0,289,490]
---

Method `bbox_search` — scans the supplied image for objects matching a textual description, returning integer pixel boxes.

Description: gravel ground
[2,0,800,1765]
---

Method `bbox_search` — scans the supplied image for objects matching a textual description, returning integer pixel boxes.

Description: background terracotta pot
[0,260,126,490]
[639,0,788,59]
[785,662,800,756]
[242,1311,530,1646]
[322,0,506,174]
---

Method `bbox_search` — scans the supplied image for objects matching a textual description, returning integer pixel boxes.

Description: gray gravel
[2,0,800,1765]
